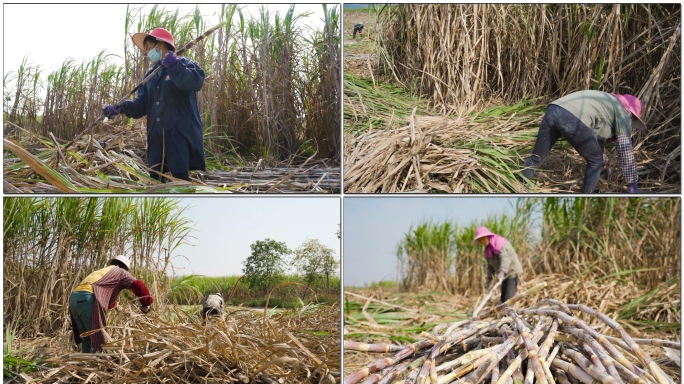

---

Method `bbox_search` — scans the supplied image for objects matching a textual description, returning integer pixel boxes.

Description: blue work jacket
[121,57,206,174]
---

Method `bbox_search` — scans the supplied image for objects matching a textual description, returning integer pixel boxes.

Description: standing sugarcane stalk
[62,21,227,153]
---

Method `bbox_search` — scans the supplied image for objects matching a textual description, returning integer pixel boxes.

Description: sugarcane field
[3,4,341,193]
[343,197,680,384]
[3,197,341,383]
[343,5,680,193]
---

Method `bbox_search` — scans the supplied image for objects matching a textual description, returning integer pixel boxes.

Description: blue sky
[170,197,340,277]
[343,197,519,287]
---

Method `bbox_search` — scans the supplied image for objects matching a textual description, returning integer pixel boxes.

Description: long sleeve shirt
[120,57,206,174]
[70,266,153,351]
[485,242,523,287]
[552,90,638,184]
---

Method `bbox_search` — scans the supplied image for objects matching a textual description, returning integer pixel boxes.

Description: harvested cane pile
[4,122,341,193]
[22,304,340,383]
[344,283,680,384]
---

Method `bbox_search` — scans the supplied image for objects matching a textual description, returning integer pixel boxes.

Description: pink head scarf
[472,226,509,258]
[611,93,647,132]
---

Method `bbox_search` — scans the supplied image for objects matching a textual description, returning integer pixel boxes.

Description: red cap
[132,27,176,52]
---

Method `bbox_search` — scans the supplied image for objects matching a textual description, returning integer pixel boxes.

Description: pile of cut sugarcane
[344,283,680,384]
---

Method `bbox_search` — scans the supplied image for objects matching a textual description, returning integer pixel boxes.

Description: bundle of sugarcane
[344,283,680,384]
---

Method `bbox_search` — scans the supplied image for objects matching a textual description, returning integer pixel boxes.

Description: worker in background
[471,226,523,303]
[68,255,153,353]
[202,292,224,318]
[520,90,647,193]
[104,27,206,182]
[353,23,364,39]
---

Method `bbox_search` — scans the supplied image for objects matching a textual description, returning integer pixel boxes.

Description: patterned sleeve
[616,135,638,184]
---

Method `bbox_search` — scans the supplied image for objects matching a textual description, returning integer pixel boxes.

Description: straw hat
[471,226,495,245]
[131,27,176,52]
[109,255,131,270]
[611,94,647,132]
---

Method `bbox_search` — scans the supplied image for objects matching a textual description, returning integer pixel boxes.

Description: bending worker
[472,226,523,303]
[520,90,647,193]
[68,255,153,353]
[104,27,206,182]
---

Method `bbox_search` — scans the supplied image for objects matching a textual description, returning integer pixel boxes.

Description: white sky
[3,4,332,91]
[343,197,519,287]
[169,197,341,277]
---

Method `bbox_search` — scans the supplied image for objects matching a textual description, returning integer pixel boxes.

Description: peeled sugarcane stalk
[473,279,504,318]
[345,340,404,353]
[63,21,227,152]
[476,282,547,320]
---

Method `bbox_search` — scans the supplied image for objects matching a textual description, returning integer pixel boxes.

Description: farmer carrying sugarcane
[68,255,154,353]
[471,226,523,303]
[103,27,206,182]
[520,90,647,193]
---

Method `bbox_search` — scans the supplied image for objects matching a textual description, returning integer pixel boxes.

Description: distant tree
[242,239,291,294]
[336,224,340,239]
[293,238,339,292]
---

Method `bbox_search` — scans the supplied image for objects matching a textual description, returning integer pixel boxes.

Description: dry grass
[14,303,340,383]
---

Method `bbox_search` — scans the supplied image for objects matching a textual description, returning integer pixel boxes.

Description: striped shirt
[70,266,153,352]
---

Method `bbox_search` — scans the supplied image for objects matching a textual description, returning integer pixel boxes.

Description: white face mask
[147,47,162,63]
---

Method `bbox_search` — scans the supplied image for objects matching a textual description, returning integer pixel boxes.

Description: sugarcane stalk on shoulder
[63,21,227,152]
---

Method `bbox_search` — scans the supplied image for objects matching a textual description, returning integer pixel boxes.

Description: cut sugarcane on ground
[343,277,680,384]
[3,121,341,193]
[7,303,340,383]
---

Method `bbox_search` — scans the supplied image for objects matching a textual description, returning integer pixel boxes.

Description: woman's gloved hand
[162,51,178,68]
[103,105,123,117]
[628,183,639,193]
[497,270,505,282]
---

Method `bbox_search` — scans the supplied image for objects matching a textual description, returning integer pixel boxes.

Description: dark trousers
[501,276,518,303]
[69,291,95,353]
[521,104,603,193]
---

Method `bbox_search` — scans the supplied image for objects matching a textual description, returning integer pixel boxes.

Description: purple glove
[161,51,178,68]
[103,105,123,117]
[497,270,505,282]
[628,183,639,193]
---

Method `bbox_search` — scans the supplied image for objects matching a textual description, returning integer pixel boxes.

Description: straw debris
[22,303,340,383]
[4,122,340,193]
